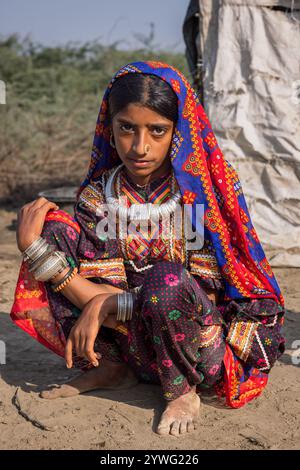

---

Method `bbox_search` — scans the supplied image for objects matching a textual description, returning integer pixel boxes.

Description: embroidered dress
[11,61,285,408]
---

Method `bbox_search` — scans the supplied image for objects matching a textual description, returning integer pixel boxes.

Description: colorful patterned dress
[11,60,286,408]
[11,165,285,407]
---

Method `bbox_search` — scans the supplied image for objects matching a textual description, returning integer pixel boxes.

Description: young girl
[12,61,285,437]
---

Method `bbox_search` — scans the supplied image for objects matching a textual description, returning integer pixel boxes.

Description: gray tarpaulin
[183,0,300,266]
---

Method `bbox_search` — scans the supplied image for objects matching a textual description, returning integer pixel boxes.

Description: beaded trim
[79,183,104,211]
[79,258,128,284]
[226,320,259,363]
[53,267,78,293]
[188,250,223,279]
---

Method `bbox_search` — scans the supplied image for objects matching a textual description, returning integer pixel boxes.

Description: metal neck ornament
[105,163,181,222]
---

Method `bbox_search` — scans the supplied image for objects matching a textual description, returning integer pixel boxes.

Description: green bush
[0,34,189,202]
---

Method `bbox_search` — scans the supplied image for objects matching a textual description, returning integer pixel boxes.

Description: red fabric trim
[11,315,64,358]
[10,210,77,359]
[216,344,268,409]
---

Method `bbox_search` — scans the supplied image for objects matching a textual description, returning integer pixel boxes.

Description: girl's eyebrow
[116,118,172,128]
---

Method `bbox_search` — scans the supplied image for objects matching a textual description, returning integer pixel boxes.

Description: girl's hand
[16,197,59,252]
[64,293,117,369]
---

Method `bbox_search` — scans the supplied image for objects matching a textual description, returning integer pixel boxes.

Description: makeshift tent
[183,0,300,266]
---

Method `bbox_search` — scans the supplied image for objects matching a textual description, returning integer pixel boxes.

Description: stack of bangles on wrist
[22,236,77,291]
[116,286,142,322]
[23,237,141,321]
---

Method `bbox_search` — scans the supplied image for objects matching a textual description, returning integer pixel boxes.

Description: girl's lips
[128,159,152,167]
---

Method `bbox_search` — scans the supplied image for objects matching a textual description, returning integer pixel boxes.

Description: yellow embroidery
[79,258,128,287]
[188,249,222,279]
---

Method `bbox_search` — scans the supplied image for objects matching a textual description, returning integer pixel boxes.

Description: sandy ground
[0,206,300,450]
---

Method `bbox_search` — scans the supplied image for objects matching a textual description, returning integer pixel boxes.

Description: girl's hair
[108,73,178,123]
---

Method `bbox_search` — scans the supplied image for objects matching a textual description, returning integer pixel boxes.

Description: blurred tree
[0,34,189,202]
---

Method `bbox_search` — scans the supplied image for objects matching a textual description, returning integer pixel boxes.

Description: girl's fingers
[20,200,58,218]
[65,338,73,368]
[84,338,99,366]
[36,201,59,213]
[74,334,82,358]
[24,197,44,208]
[20,201,34,212]
[78,335,86,358]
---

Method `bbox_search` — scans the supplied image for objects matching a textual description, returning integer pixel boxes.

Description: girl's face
[111,103,174,180]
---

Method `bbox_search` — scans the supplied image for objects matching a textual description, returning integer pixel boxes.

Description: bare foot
[40,359,138,400]
[156,387,200,436]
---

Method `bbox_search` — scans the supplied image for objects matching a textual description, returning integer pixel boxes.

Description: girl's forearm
[49,268,125,309]
[100,294,120,328]
[49,270,126,330]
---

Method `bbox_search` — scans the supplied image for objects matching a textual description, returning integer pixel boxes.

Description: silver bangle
[33,251,68,282]
[23,237,69,283]
[28,245,54,272]
[29,241,49,262]
[29,251,59,275]
[23,237,49,262]
[35,251,68,281]
[117,292,135,322]
[117,294,125,322]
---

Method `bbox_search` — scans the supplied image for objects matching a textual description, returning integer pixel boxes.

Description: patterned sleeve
[74,174,128,290]
[224,297,285,371]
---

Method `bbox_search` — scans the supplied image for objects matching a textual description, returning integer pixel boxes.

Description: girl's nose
[132,131,148,155]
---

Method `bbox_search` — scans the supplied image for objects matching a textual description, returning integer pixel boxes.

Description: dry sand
[0,207,299,450]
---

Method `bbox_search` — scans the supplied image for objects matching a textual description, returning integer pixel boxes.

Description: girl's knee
[142,260,188,291]
[41,219,68,242]
[41,212,80,249]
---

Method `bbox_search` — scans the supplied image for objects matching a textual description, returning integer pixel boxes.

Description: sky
[0,0,190,51]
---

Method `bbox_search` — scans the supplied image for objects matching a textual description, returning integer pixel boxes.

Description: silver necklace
[116,170,154,272]
[135,181,149,189]
[105,163,182,222]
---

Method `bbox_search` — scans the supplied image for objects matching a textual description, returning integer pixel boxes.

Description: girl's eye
[120,124,134,133]
[119,124,167,136]
[152,127,166,136]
